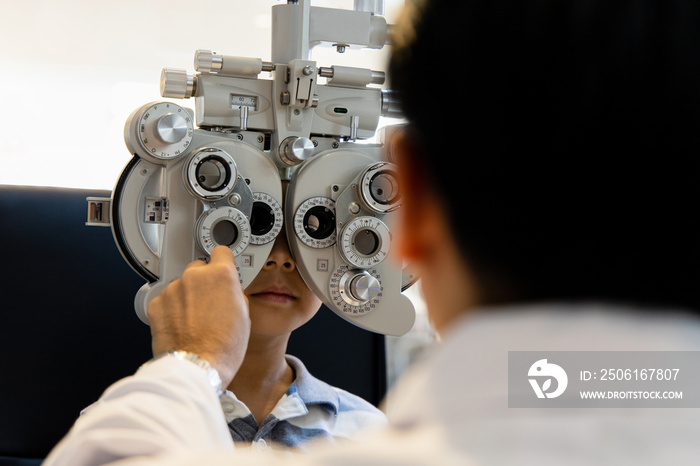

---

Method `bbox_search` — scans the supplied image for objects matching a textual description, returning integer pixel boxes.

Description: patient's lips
[250,285,297,304]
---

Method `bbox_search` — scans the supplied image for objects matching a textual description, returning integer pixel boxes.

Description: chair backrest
[0,185,386,463]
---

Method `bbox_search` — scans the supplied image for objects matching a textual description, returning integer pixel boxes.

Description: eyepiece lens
[353,228,380,256]
[303,206,336,240]
[250,201,275,236]
[212,219,238,246]
[196,156,230,192]
[369,171,399,205]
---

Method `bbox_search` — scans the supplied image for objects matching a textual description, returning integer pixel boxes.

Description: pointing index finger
[209,245,236,265]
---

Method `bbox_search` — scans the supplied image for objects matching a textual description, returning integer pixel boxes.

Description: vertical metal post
[271,0,312,63]
[354,0,385,15]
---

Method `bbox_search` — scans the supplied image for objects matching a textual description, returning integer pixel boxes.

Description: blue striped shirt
[219,355,387,451]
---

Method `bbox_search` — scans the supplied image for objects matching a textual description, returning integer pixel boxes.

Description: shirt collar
[285,354,339,416]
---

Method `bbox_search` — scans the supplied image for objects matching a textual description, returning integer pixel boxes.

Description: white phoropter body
[87,0,416,336]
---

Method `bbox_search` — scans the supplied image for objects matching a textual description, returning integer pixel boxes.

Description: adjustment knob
[279,137,315,166]
[155,113,189,144]
[339,270,381,306]
[194,49,223,73]
[160,68,196,99]
[331,265,383,315]
[348,272,381,303]
[129,102,194,160]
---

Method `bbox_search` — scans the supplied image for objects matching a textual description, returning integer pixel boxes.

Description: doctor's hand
[147,246,250,388]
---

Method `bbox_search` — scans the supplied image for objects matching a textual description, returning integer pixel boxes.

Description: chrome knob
[160,68,196,99]
[194,49,223,73]
[343,271,381,304]
[279,137,315,166]
[155,113,188,144]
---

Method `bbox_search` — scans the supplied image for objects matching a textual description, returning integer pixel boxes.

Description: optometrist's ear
[392,129,450,265]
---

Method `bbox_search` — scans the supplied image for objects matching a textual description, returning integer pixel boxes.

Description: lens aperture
[212,219,239,246]
[303,206,336,240]
[352,228,380,257]
[369,171,400,205]
[293,197,337,249]
[185,148,238,200]
[196,156,230,192]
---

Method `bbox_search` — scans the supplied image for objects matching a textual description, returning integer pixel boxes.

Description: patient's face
[243,184,322,338]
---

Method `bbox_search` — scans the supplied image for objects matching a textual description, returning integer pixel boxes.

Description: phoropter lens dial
[195,206,251,256]
[293,197,337,248]
[249,192,283,245]
[339,216,391,268]
[185,148,237,200]
[359,162,401,213]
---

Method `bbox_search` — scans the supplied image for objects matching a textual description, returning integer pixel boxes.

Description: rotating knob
[348,272,381,303]
[279,137,315,166]
[339,270,381,306]
[130,102,194,160]
[155,113,189,144]
[160,68,196,99]
[194,49,223,73]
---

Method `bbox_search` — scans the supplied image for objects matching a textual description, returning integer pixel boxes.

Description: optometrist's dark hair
[389,0,700,311]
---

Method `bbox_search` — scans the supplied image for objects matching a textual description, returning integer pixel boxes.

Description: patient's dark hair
[389,0,700,311]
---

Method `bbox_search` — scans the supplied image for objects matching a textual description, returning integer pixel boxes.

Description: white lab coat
[44,302,700,465]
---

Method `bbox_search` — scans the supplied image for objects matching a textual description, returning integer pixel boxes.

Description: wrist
[143,350,223,396]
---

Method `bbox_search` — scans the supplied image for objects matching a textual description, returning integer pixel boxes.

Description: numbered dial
[195,206,251,256]
[250,192,283,245]
[138,102,194,159]
[231,94,258,110]
[339,216,391,268]
[293,197,337,248]
[330,264,382,316]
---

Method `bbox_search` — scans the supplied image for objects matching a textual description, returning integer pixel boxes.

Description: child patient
[220,186,387,451]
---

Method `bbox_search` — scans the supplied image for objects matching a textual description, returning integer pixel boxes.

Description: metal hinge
[86,197,111,227]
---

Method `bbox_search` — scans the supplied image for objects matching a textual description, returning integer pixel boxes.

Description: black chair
[0,185,386,464]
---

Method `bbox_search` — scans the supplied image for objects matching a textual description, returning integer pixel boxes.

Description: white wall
[0,0,404,189]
